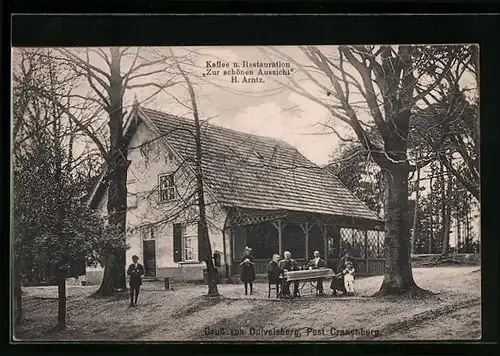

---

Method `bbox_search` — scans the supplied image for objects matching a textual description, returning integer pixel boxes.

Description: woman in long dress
[240,246,256,295]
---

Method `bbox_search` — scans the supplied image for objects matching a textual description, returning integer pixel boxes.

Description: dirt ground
[14,267,481,341]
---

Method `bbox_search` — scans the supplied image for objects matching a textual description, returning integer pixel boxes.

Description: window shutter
[173,223,182,262]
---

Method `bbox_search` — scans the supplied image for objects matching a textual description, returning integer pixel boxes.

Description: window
[182,223,198,262]
[159,173,176,202]
[173,222,199,262]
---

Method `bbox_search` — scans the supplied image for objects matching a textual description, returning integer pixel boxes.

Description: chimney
[133,94,139,110]
[131,94,140,122]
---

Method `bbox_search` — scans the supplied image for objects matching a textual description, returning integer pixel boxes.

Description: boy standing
[127,255,144,307]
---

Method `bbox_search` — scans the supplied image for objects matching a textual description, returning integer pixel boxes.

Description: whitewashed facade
[86,117,230,284]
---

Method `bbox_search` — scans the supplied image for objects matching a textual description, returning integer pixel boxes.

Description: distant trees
[330,88,479,258]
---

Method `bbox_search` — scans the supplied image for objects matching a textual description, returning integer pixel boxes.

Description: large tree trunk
[93,254,116,296]
[376,165,427,296]
[94,48,128,296]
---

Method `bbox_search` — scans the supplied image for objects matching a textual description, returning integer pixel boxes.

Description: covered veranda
[225,208,385,277]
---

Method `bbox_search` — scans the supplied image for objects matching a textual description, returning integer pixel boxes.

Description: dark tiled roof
[140,107,379,221]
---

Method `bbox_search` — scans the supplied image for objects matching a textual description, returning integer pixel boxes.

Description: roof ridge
[140,106,296,151]
[137,105,380,221]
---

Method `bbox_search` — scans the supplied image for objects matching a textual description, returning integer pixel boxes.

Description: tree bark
[376,165,427,296]
[93,254,116,297]
[94,48,128,296]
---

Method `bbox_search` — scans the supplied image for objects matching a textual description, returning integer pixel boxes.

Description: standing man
[278,251,300,298]
[127,255,144,307]
[307,250,326,295]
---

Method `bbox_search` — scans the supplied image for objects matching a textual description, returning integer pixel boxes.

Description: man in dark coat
[267,254,282,298]
[336,251,357,295]
[278,251,300,297]
[127,255,145,307]
[306,250,326,294]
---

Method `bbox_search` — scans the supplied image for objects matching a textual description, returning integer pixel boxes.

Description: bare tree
[33,47,180,296]
[12,48,124,329]
[261,45,473,296]
[169,48,220,296]
[411,45,479,201]
[114,47,221,296]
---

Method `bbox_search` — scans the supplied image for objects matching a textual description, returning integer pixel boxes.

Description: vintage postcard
[11,44,480,342]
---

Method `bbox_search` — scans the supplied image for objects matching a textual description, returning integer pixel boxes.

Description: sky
[12,45,480,241]
[134,46,345,166]
[12,45,477,167]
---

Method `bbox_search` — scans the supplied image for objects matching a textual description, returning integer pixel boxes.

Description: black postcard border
[4,11,499,355]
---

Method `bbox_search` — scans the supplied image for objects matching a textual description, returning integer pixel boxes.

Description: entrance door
[143,240,156,277]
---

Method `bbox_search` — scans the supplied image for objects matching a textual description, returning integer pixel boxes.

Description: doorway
[142,227,156,277]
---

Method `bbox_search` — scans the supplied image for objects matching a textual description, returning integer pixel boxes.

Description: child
[330,272,344,296]
[343,261,356,296]
[240,246,256,295]
[267,254,282,298]
[127,255,145,307]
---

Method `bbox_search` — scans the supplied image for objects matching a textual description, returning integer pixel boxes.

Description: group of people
[240,246,357,298]
[126,247,357,306]
[240,247,302,297]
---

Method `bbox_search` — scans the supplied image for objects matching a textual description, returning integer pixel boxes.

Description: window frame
[158,173,177,202]
[181,222,199,263]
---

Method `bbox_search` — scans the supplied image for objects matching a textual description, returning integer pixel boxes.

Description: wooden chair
[268,277,280,298]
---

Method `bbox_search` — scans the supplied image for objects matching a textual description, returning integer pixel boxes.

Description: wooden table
[278,268,335,299]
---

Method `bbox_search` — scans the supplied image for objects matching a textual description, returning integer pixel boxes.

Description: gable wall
[86,121,229,284]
